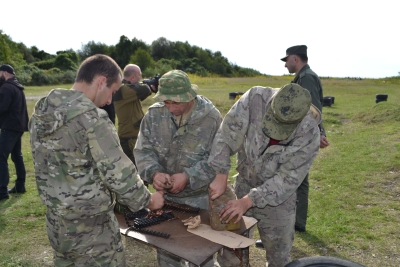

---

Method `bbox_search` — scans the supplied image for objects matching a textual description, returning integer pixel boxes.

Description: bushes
[16,64,76,86]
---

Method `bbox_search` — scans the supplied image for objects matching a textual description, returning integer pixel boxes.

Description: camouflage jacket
[29,89,151,220]
[208,86,321,209]
[113,81,151,138]
[134,95,222,199]
[292,64,326,136]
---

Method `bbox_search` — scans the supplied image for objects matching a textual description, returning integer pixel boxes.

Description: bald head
[123,64,142,84]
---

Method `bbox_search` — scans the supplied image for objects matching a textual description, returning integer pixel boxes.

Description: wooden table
[116,206,257,266]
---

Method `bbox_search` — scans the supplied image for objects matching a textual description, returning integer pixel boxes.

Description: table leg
[232,229,251,267]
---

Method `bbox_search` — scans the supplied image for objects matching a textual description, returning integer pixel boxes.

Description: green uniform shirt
[292,64,326,136]
[113,81,151,138]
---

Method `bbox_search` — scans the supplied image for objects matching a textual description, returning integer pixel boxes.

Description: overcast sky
[2,0,398,78]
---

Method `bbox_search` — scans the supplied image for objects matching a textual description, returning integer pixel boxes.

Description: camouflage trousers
[217,193,296,267]
[45,209,125,267]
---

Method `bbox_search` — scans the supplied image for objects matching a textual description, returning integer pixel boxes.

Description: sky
[2,0,399,78]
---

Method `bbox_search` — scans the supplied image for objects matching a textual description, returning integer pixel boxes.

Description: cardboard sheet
[187,216,257,249]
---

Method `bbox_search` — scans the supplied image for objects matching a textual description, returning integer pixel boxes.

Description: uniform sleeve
[87,116,151,211]
[184,111,223,190]
[208,91,253,174]
[133,112,165,184]
[299,75,326,136]
[247,127,320,208]
[131,83,152,101]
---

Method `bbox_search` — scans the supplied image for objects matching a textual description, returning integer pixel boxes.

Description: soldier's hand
[219,195,253,224]
[169,173,188,194]
[152,172,171,191]
[148,191,165,210]
[320,135,330,148]
[209,174,228,200]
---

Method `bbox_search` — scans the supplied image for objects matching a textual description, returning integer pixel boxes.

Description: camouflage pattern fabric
[134,95,222,206]
[46,210,125,267]
[208,86,321,267]
[262,83,314,141]
[29,89,151,265]
[153,70,198,102]
[134,95,222,267]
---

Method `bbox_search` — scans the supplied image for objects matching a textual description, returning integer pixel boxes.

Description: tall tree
[0,30,26,67]
[151,37,172,61]
[129,48,154,72]
[30,46,53,61]
[78,41,111,60]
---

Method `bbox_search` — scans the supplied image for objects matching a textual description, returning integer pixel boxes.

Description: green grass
[1,75,400,266]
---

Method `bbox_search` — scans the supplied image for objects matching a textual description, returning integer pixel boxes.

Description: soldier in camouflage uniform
[28,55,164,267]
[208,84,321,267]
[134,70,222,267]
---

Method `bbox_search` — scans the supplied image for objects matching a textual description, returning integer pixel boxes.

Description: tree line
[0,30,265,86]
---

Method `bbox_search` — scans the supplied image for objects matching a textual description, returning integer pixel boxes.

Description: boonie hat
[281,45,307,62]
[153,70,198,102]
[0,64,15,75]
[262,83,318,140]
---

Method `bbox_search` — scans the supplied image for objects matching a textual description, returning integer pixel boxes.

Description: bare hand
[152,172,171,191]
[209,174,228,200]
[147,191,165,210]
[219,196,253,224]
[320,135,330,148]
[169,173,188,194]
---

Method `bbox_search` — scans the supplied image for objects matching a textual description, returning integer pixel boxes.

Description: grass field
[1,75,399,266]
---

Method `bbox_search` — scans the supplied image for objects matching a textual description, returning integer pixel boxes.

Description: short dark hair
[296,54,308,63]
[75,54,122,87]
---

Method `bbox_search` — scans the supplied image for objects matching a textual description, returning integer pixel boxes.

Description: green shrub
[30,69,52,85]
[32,59,55,70]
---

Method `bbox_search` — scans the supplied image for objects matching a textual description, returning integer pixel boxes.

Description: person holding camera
[113,64,153,166]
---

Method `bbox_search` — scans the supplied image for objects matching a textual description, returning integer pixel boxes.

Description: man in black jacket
[0,64,29,200]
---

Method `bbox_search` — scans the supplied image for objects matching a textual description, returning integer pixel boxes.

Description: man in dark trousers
[113,64,152,213]
[282,45,330,233]
[0,64,29,200]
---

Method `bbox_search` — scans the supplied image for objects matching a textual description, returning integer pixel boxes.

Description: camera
[142,74,161,93]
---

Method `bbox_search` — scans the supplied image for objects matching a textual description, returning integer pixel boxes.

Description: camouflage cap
[281,45,307,62]
[153,70,198,102]
[262,83,311,140]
